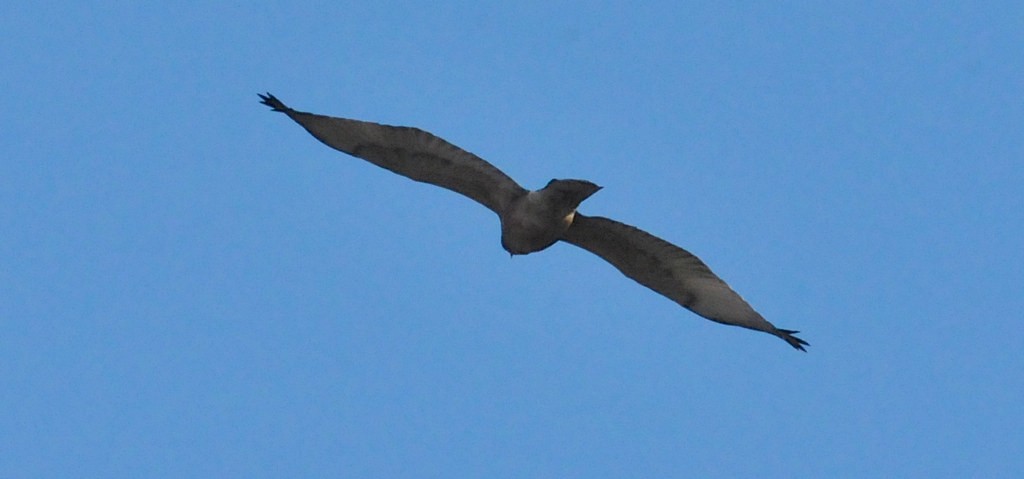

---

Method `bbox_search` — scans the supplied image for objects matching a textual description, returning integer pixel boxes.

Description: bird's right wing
[561,214,808,350]
[259,93,527,214]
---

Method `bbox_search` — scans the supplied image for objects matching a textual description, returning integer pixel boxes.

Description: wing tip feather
[258,92,290,112]
[776,329,809,352]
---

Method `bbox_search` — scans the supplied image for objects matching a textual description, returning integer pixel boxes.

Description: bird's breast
[499,200,575,255]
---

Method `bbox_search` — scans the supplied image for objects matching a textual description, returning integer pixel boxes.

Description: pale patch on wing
[562,214,807,350]
[260,94,526,214]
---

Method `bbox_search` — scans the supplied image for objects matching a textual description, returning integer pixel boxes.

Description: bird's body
[500,181,602,255]
[259,93,808,351]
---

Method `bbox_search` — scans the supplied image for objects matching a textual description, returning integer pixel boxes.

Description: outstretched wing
[259,93,527,214]
[561,214,808,350]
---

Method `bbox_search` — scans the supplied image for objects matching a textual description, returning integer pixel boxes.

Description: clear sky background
[3,2,1022,477]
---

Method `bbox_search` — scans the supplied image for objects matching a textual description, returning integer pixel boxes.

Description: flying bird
[258,93,808,351]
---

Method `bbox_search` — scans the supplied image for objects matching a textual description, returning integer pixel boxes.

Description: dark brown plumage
[259,93,808,351]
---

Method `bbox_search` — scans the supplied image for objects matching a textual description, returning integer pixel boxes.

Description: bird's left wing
[561,214,808,350]
[259,93,527,214]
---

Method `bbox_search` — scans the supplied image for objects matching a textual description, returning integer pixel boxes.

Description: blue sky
[2,1,1022,477]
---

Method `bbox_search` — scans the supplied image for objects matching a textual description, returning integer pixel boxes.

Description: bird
[258,93,808,351]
